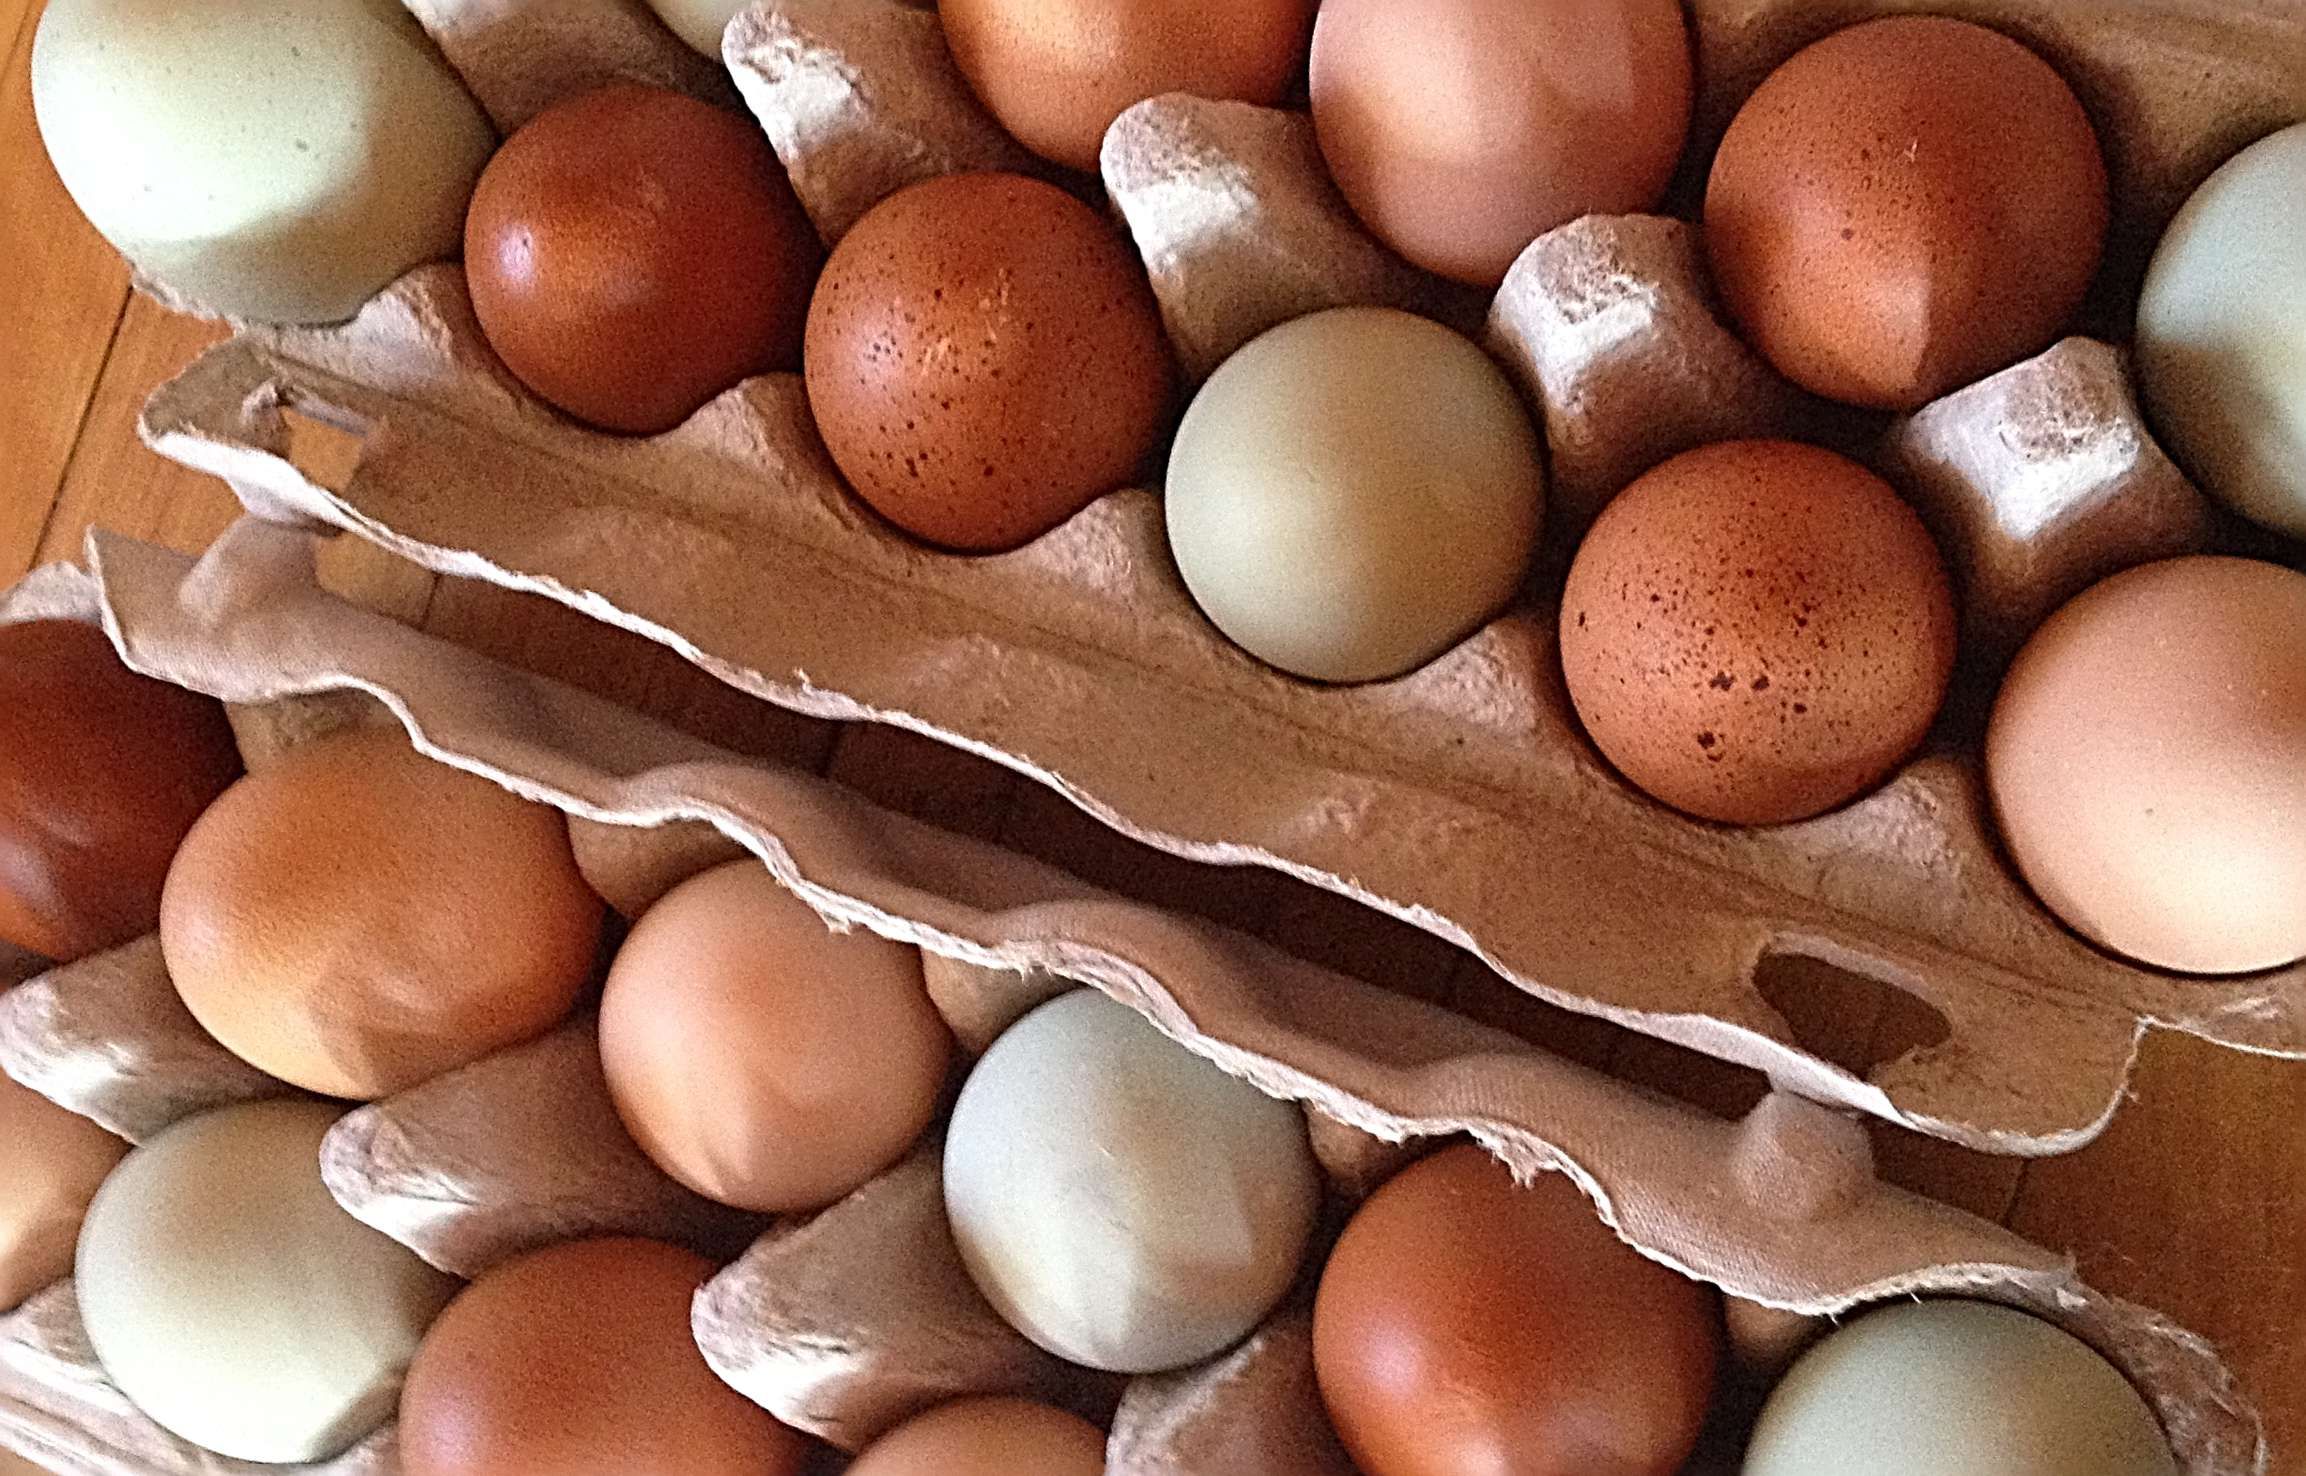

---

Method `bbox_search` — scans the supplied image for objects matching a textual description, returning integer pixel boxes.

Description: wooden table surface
[4,2,2300,1470]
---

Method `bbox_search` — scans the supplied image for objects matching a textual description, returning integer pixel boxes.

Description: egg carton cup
[0,521,2270,1474]
[133,0,2306,1155]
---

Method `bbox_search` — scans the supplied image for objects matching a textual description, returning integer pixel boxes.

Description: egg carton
[0,521,2271,1474]
[136,0,2306,1157]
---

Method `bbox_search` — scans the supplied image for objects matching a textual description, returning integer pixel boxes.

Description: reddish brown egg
[942,0,1316,171]
[464,84,822,435]
[1559,441,1958,826]
[849,1397,1106,1475]
[803,171,1174,552]
[0,619,240,961]
[1704,16,2109,410]
[1313,1145,1721,1476]
[160,729,604,1099]
[398,1237,811,1476]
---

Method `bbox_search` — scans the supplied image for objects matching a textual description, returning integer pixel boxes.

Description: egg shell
[159,728,604,1100]
[1558,440,1958,826]
[75,1099,459,1465]
[0,620,241,962]
[1312,1144,1719,1476]
[1986,556,2306,976]
[943,989,1321,1374]
[465,84,823,435]
[1744,1300,2176,1476]
[0,1068,128,1312]
[30,0,494,324]
[803,171,1175,552]
[847,1396,1106,1476]
[2135,122,2306,541]
[644,0,749,56]
[1309,0,1693,287]
[1704,16,2109,411]
[398,1237,810,1476]
[1165,307,1545,683]
[599,860,951,1213]
[942,0,1315,172]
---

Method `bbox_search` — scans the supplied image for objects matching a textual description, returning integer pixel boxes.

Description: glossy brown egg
[1312,1144,1721,1476]
[849,1397,1106,1475]
[1705,16,2108,410]
[1559,441,1958,826]
[0,619,239,961]
[159,729,604,1099]
[465,83,822,435]
[942,0,1315,171]
[803,171,1174,552]
[399,1237,811,1476]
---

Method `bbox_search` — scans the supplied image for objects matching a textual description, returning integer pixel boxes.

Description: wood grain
[0,6,2297,1471]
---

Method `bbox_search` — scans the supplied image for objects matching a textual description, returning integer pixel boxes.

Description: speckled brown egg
[1704,16,2109,411]
[465,84,822,435]
[942,0,1315,172]
[1559,440,1958,826]
[803,171,1174,552]
[0,619,240,962]
[848,1397,1106,1476]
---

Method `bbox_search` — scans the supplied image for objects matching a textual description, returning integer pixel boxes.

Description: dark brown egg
[803,171,1174,552]
[398,1237,811,1476]
[464,84,822,435]
[0,619,239,961]
[1704,16,2108,410]
[1559,440,1958,826]
[942,0,1316,171]
[1312,1144,1721,1476]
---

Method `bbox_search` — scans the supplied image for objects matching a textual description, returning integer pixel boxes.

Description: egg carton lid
[133,0,2306,1155]
[0,519,2268,1475]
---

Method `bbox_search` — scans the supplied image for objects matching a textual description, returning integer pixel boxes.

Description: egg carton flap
[3,516,2258,1475]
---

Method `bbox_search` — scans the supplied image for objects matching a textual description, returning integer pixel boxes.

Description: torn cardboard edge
[0,522,2265,1474]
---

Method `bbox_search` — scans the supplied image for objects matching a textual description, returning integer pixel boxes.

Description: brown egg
[942,0,1315,171]
[0,620,240,961]
[1704,16,2109,411]
[1311,0,1693,287]
[465,84,822,435]
[1558,441,1958,826]
[399,1236,810,1476]
[599,860,951,1213]
[1988,556,2306,976]
[159,729,604,1099]
[1312,1144,1721,1476]
[803,171,1174,552]
[849,1397,1106,1475]
[0,1069,128,1310]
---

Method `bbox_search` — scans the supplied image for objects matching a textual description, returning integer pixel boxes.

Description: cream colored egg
[76,1099,459,1464]
[2137,123,2306,540]
[643,0,749,56]
[31,0,495,323]
[943,989,1321,1374]
[1743,1301,2176,1476]
[1166,308,1545,684]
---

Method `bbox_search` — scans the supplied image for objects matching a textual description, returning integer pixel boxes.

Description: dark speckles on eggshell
[803,172,1175,554]
[1558,439,1958,826]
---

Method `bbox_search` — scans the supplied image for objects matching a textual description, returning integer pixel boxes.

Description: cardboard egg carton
[0,523,2270,1474]
[134,0,2306,1154]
